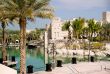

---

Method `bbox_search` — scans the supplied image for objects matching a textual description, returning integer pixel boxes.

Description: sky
[3,0,110,30]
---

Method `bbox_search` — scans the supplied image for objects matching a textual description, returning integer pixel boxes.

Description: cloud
[52,0,108,10]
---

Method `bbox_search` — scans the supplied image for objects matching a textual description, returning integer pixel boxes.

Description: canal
[0,47,45,72]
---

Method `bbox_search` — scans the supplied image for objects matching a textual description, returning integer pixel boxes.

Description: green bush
[92,42,103,49]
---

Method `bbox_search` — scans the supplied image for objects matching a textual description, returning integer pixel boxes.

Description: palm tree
[94,22,102,42]
[102,23,110,42]
[82,27,88,61]
[87,19,100,41]
[0,19,8,61]
[62,21,71,55]
[71,18,85,61]
[0,29,2,44]
[0,2,11,62]
[87,19,93,60]
[87,19,101,61]
[72,17,85,39]
[62,21,71,40]
[87,19,95,61]
[0,0,53,74]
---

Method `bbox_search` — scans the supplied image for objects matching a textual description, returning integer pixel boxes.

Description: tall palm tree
[87,19,101,61]
[0,8,9,61]
[62,21,71,55]
[82,27,88,61]
[71,18,85,61]
[1,0,53,74]
[87,19,95,61]
[0,19,8,61]
[87,19,98,41]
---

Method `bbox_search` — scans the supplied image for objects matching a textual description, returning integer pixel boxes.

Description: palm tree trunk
[77,34,79,40]
[99,32,101,42]
[82,36,85,61]
[88,31,91,62]
[2,24,7,61]
[76,32,79,40]
[67,30,71,56]
[19,18,26,74]
[68,30,71,40]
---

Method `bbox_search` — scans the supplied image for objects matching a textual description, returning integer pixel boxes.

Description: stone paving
[33,61,110,74]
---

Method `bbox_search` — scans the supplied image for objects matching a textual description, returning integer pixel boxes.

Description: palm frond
[0,0,54,21]
[62,21,71,31]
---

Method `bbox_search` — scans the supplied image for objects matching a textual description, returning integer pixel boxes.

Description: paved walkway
[0,64,17,74]
[33,61,110,74]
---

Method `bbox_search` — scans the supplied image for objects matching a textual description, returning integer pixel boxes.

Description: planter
[11,56,15,62]
[0,58,3,64]
[45,63,52,71]
[57,60,62,67]
[90,56,94,62]
[27,65,33,73]
[72,57,77,64]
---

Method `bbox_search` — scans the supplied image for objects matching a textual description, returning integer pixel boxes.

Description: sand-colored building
[46,16,103,41]
[47,17,68,41]
[102,11,110,23]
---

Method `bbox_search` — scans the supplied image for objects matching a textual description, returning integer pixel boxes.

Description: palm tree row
[62,17,110,61]
[0,29,44,45]
[62,18,110,42]
[27,29,44,41]
[0,0,53,74]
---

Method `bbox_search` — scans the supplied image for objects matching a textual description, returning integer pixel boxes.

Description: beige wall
[51,17,68,40]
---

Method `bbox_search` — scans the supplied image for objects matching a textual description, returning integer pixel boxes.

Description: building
[102,11,110,23]
[47,17,101,41]
[47,17,88,41]
[47,17,68,41]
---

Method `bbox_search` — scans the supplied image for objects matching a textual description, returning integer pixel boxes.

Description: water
[0,47,45,72]
[1,46,110,73]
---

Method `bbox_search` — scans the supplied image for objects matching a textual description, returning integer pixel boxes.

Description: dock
[3,61,17,67]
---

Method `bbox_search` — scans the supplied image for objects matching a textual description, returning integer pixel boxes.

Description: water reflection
[0,47,45,72]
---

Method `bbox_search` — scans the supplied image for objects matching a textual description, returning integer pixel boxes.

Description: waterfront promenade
[0,64,17,74]
[34,61,110,74]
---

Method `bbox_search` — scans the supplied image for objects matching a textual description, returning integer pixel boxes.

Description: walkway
[33,61,110,74]
[0,64,17,74]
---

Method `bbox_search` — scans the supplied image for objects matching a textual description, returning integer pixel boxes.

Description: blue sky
[5,0,110,30]
[51,0,110,19]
